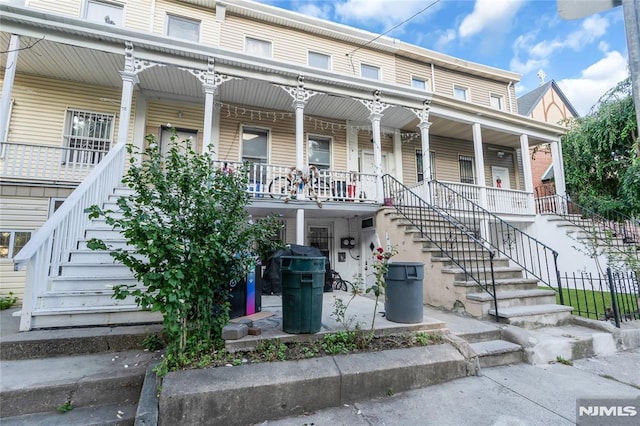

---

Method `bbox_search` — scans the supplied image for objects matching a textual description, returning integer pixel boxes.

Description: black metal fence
[553,268,639,327]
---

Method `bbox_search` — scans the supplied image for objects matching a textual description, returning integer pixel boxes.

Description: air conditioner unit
[361,217,375,230]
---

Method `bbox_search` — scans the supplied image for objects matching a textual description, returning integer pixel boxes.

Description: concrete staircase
[0,321,162,425]
[27,186,161,329]
[380,209,573,329]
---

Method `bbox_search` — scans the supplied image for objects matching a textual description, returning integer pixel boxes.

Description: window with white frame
[453,85,469,101]
[308,51,331,70]
[361,63,380,80]
[242,127,269,183]
[459,155,475,184]
[308,135,331,170]
[166,14,200,42]
[84,0,123,26]
[63,109,115,165]
[411,77,428,91]
[416,150,436,182]
[0,230,32,259]
[490,94,504,110]
[245,37,272,58]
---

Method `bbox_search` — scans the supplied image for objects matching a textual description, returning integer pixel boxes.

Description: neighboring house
[517,79,579,194]
[1,0,569,330]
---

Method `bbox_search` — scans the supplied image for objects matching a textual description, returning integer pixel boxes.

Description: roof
[517,80,580,118]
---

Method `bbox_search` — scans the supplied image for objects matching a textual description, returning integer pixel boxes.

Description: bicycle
[268,166,331,205]
[330,269,351,292]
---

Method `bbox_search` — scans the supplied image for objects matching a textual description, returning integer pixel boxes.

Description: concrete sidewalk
[267,349,640,426]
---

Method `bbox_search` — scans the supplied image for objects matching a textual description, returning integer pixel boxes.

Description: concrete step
[465,289,557,316]
[0,350,159,418]
[49,275,138,292]
[432,256,510,268]
[489,304,574,329]
[442,266,524,281]
[454,277,540,292]
[0,402,138,426]
[469,340,523,368]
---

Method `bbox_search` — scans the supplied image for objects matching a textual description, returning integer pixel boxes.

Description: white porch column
[132,93,147,163]
[117,43,139,147]
[296,209,304,245]
[393,129,403,180]
[472,123,487,208]
[551,138,566,197]
[370,112,384,203]
[294,99,305,171]
[203,84,216,154]
[419,121,432,182]
[0,35,20,142]
[520,135,534,193]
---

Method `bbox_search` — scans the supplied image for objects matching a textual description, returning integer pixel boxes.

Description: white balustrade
[0,142,108,182]
[13,142,127,331]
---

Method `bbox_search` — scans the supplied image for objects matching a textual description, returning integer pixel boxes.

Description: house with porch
[1,0,573,331]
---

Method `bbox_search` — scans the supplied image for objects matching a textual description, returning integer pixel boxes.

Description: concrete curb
[135,362,160,426]
[158,343,468,426]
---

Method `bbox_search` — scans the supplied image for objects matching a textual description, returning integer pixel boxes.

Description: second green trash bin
[384,262,424,324]
[280,256,325,333]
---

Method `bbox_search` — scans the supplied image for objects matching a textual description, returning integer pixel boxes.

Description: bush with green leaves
[86,131,282,371]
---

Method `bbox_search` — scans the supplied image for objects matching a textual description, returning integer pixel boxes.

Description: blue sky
[255,0,629,116]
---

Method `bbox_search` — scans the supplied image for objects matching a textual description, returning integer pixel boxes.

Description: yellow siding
[0,196,50,302]
[152,0,218,47]
[433,66,511,108]
[26,0,81,17]
[124,0,154,32]
[219,14,396,82]
[7,74,123,146]
[395,56,431,89]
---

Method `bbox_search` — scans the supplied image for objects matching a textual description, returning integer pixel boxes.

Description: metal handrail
[551,194,640,261]
[427,180,562,292]
[383,174,499,319]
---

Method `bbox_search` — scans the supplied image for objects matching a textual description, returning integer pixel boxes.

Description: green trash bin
[384,262,424,324]
[280,256,325,334]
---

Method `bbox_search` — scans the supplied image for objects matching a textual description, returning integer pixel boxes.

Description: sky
[254,0,629,116]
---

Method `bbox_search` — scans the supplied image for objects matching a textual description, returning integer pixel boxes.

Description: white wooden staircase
[21,186,161,329]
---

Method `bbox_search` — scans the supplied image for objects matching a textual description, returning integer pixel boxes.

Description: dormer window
[84,0,123,26]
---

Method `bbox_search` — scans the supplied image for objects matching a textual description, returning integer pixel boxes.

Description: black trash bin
[384,262,424,323]
[280,256,325,334]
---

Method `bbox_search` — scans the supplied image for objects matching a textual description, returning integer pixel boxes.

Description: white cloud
[529,15,609,58]
[458,0,525,38]
[434,29,456,51]
[333,0,435,28]
[557,51,629,115]
[296,2,332,20]
[510,57,549,75]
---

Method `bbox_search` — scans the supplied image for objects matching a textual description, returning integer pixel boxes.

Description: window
[84,0,123,26]
[245,37,272,57]
[454,86,468,101]
[459,155,475,184]
[490,94,504,110]
[308,136,331,170]
[411,77,427,91]
[0,231,31,259]
[308,51,331,70]
[63,109,115,164]
[242,127,269,182]
[361,63,380,80]
[416,150,436,182]
[167,15,200,42]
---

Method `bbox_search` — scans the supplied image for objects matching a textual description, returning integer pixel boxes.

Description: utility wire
[346,0,441,58]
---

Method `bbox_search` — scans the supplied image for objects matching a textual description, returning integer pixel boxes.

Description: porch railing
[0,141,108,183]
[212,160,378,202]
[541,194,640,262]
[425,180,562,290]
[13,142,126,331]
[383,174,499,319]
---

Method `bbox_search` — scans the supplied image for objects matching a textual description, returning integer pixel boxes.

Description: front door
[360,151,386,200]
[308,225,331,265]
[491,166,511,189]
[160,127,198,157]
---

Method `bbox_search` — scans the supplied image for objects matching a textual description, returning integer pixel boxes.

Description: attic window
[454,85,468,101]
[167,15,201,42]
[361,63,380,80]
[490,94,504,110]
[84,0,123,26]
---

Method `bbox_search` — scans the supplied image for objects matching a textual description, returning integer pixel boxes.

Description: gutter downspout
[507,81,514,113]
